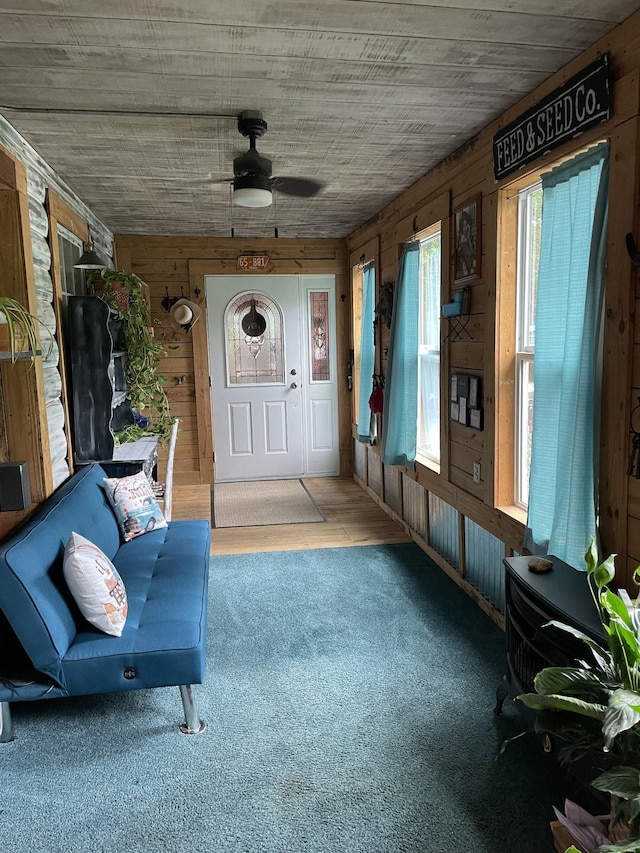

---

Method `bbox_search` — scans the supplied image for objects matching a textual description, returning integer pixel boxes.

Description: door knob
[290,382,298,389]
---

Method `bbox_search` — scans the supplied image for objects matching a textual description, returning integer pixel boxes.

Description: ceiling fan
[229,111,324,208]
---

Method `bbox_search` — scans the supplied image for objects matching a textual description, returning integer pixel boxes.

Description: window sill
[496,503,528,527]
[415,454,440,476]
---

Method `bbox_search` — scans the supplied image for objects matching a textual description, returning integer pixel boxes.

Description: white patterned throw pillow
[103,471,168,542]
[63,532,128,637]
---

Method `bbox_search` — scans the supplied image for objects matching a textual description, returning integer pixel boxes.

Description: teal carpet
[1,544,566,852]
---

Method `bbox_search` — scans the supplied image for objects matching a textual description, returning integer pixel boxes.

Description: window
[308,290,331,382]
[224,292,284,385]
[354,262,376,443]
[417,229,441,463]
[524,143,608,568]
[514,182,542,508]
[57,225,86,369]
[57,225,85,301]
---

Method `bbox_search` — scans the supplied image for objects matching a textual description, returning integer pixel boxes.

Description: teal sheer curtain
[525,142,609,569]
[356,262,376,443]
[381,242,420,469]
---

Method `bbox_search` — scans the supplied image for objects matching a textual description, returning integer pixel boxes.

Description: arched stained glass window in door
[225,291,284,385]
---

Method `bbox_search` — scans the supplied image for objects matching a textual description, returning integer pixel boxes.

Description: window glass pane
[57,226,85,299]
[525,188,542,349]
[517,185,542,353]
[515,182,542,508]
[417,231,441,462]
[516,356,534,506]
[309,291,330,382]
[225,292,284,385]
[420,234,441,350]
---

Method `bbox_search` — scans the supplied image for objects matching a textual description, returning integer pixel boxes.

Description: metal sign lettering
[236,255,270,271]
[493,54,610,182]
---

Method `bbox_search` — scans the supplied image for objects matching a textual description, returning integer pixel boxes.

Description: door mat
[212,479,326,528]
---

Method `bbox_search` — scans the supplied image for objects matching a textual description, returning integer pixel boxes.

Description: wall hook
[626,232,640,267]
[161,287,179,312]
[628,396,640,477]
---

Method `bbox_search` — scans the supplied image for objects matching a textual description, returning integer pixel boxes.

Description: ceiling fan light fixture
[233,174,272,208]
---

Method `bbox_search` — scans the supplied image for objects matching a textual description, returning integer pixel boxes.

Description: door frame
[188,256,351,484]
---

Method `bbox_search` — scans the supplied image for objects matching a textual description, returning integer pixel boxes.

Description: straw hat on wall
[169,298,201,332]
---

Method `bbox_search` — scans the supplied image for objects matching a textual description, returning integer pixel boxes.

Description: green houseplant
[0,296,52,362]
[519,539,640,851]
[86,269,174,445]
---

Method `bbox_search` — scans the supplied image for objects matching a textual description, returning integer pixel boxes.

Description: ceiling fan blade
[272,177,324,197]
[179,173,231,186]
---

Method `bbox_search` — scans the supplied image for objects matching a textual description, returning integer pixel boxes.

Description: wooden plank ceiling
[0,1,638,239]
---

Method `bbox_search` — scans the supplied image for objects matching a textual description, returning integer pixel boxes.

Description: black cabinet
[68,295,134,465]
[497,556,610,813]
[496,555,604,711]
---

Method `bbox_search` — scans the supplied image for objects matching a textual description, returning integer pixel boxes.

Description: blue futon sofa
[0,463,210,742]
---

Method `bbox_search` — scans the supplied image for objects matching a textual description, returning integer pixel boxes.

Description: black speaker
[0,461,31,512]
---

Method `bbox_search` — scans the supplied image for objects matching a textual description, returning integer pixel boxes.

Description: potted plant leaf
[519,538,640,851]
[0,296,52,362]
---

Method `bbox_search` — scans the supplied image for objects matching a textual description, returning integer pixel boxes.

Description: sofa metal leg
[0,702,14,743]
[178,685,205,734]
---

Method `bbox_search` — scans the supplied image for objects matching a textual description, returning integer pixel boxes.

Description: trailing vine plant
[87,269,174,445]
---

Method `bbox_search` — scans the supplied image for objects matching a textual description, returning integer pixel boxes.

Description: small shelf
[0,349,42,361]
[443,286,472,342]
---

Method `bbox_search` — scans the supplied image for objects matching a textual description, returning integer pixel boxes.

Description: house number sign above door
[236,255,270,271]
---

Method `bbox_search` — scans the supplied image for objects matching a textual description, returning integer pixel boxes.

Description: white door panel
[228,403,253,456]
[264,401,288,454]
[310,399,334,451]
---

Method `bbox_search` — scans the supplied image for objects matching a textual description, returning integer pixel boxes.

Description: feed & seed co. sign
[493,54,610,182]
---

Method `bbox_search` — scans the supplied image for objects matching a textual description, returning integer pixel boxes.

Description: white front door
[206,275,339,482]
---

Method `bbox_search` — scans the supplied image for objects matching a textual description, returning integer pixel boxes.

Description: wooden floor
[172,477,411,555]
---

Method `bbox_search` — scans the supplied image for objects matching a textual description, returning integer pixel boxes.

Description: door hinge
[208,376,211,387]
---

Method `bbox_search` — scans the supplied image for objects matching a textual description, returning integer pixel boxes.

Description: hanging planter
[91,278,130,312]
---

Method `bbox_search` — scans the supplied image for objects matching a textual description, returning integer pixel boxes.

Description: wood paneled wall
[0,145,53,541]
[114,236,350,486]
[347,15,640,588]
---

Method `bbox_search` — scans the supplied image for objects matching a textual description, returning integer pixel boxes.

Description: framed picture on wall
[450,374,458,402]
[469,376,481,410]
[454,194,481,283]
[458,396,469,426]
[457,374,469,399]
[470,408,484,431]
